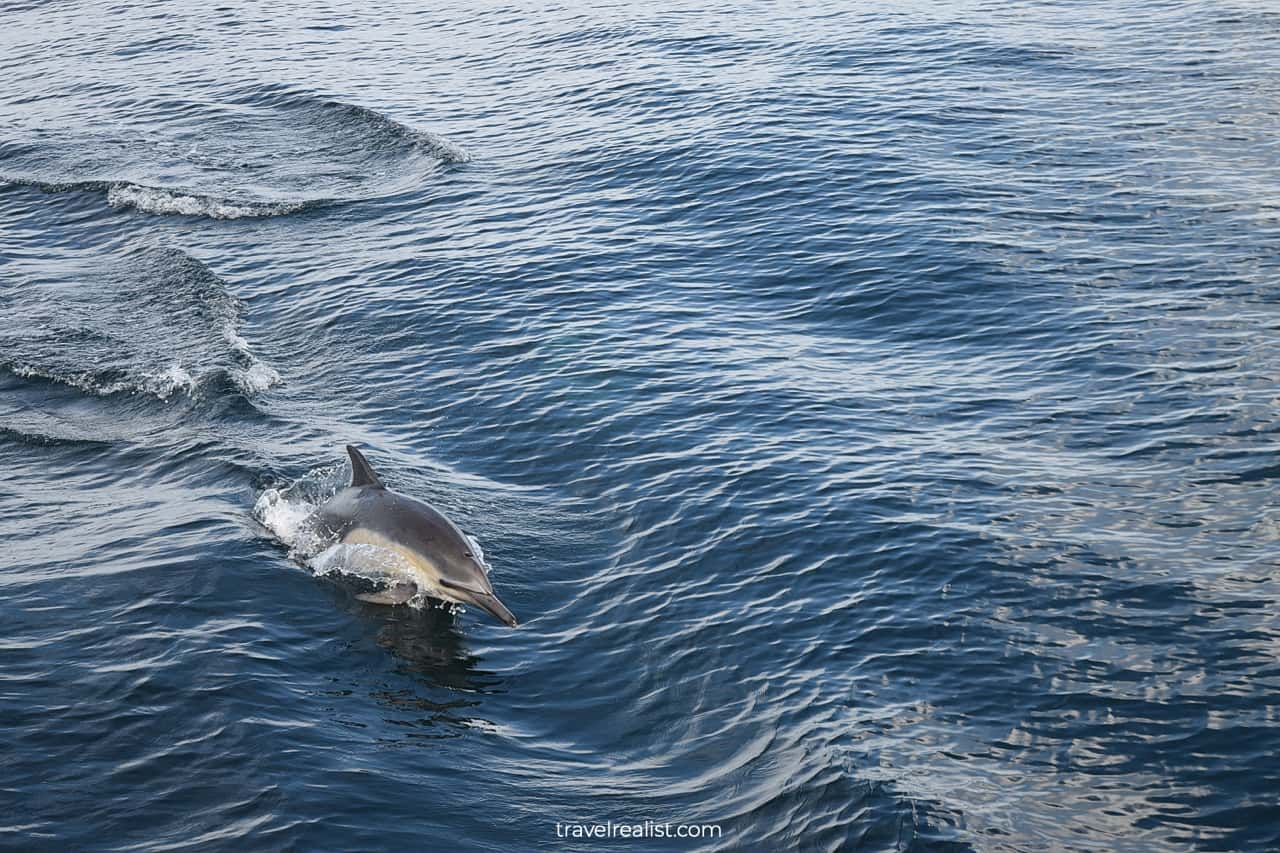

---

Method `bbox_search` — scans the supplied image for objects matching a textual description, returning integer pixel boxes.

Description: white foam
[252,487,317,549]
[252,461,347,558]
[221,323,282,394]
[141,363,197,399]
[107,183,306,219]
[6,362,122,396]
[237,360,281,393]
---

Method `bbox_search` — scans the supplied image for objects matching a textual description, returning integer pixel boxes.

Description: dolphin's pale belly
[340,526,452,600]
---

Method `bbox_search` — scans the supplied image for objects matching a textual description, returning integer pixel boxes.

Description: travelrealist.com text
[554,821,723,840]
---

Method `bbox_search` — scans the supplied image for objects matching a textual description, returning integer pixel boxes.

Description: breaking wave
[106,183,316,219]
[0,246,280,400]
[0,176,320,219]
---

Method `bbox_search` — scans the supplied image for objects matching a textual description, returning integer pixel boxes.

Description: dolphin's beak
[472,592,518,627]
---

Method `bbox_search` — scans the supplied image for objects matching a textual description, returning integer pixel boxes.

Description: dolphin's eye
[463,551,473,558]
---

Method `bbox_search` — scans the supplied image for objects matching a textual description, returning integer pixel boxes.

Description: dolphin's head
[436,551,519,629]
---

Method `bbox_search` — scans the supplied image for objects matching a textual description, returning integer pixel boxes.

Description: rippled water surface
[3,1,1279,850]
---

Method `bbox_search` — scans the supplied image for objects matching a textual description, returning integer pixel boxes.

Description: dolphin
[312,445,517,627]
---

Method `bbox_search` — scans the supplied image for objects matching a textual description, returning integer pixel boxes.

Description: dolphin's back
[317,486,480,586]
[360,490,464,554]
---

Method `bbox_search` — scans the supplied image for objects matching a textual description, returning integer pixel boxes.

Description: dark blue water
[3,1,1279,850]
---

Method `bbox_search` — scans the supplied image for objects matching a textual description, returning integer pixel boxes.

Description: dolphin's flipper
[347,445,386,490]
[356,581,417,605]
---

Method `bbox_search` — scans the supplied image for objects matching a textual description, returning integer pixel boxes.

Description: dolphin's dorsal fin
[346,445,385,489]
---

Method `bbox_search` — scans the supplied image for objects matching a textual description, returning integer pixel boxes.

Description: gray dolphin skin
[314,445,517,627]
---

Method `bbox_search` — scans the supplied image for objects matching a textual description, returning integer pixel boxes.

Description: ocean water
[2,1,1279,850]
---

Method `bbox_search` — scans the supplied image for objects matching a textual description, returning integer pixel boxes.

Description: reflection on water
[363,599,488,687]
[316,578,503,741]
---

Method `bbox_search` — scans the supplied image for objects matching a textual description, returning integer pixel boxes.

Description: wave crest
[106,183,314,219]
[0,247,281,401]
[0,88,469,219]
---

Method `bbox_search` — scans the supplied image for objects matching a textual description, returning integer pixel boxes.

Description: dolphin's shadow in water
[329,579,503,741]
